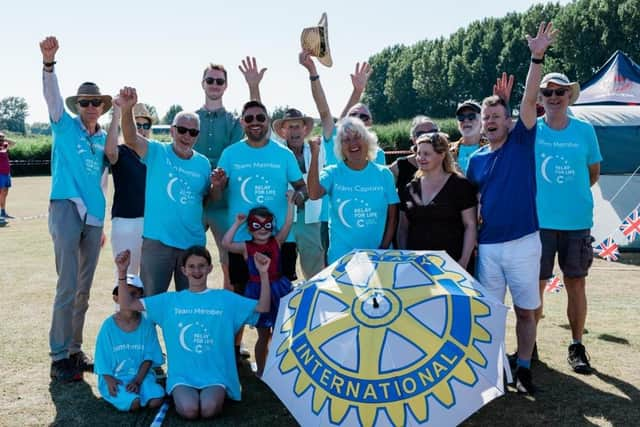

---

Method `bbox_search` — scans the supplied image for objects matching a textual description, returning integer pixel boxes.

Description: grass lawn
[1,176,639,426]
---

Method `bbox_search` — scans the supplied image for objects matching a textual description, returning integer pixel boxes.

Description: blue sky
[2,0,568,123]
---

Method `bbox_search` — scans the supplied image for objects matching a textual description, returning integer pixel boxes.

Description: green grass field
[1,176,639,426]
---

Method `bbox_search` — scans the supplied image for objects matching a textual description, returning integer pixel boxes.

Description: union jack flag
[619,208,640,242]
[545,275,564,293]
[595,236,619,261]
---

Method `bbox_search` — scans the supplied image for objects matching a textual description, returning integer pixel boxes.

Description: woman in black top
[399,132,478,273]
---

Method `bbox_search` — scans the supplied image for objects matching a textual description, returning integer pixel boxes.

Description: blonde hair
[334,117,379,162]
[414,132,457,177]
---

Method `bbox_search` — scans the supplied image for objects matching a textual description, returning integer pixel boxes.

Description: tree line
[362,0,640,123]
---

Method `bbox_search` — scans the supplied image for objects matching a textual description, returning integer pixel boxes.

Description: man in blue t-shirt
[467,22,558,394]
[40,36,111,382]
[535,72,602,375]
[118,87,214,297]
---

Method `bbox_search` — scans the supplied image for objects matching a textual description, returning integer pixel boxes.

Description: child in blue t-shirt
[94,275,165,411]
[222,190,295,377]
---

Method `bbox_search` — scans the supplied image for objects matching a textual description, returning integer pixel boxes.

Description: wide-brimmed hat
[112,274,144,295]
[455,100,481,115]
[133,103,153,122]
[65,82,112,116]
[272,108,314,139]
[540,72,580,105]
[301,13,332,67]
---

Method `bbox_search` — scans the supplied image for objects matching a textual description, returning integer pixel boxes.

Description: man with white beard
[449,100,488,174]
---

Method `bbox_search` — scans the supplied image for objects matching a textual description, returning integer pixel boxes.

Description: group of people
[0,131,16,226]
[41,20,602,419]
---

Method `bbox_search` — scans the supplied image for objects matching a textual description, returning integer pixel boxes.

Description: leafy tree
[162,104,183,125]
[270,105,290,121]
[144,104,160,124]
[0,96,29,134]
[30,122,52,135]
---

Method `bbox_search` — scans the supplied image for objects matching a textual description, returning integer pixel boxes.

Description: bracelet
[43,61,56,67]
[309,75,320,81]
[531,56,544,64]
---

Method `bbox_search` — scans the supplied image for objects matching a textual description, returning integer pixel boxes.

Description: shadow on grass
[464,361,640,426]
[597,334,631,345]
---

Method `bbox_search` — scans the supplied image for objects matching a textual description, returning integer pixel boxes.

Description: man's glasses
[456,113,478,122]
[136,122,151,130]
[173,126,200,137]
[541,88,569,97]
[243,114,267,124]
[349,113,370,122]
[414,129,438,139]
[204,77,226,86]
[77,99,103,108]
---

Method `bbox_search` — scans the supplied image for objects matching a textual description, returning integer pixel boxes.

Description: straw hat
[540,73,581,105]
[65,82,112,116]
[301,13,332,67]
[272,108,314,139]
[133,103,153,122]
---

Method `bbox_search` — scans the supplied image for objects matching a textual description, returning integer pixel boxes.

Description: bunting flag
[619,207,640,242]
[545,275,564,293]
[595,236,620,261]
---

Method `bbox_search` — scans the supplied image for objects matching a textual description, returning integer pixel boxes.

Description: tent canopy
[575,50,640,105]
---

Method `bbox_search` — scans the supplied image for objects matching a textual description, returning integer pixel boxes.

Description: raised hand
[39,36,59,63]
[115,249,131,272]
[210,167,228,189]
[299,50,317,75]
[308,136,321,155]
[526,21,558,58]
[253,251,272,274]
[117,87,138,110]
[239,56,267,87]
[235,213,247,224]
[351,62,372,93]
[493,72,515,104]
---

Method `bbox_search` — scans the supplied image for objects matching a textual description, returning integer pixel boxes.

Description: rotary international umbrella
[262,249,508,426]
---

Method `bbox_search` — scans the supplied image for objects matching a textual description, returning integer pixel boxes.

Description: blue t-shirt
[50,111,108,221]
[218,139,303,242]
[111,145,146,219]
[320,161,399,263]
[535,117,602,230]
[94,315,164,384]
[142,289,258,399]
[466,119,538,244]
[142,141,211,249]
[457,144,482,175]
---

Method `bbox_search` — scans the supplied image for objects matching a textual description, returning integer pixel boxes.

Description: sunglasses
[414,129,438,139]
[456,112,478,122]
[204,77,226,86]
[77,98,103,108]
[541,88,569,97]
[349,113,371,122]
[243,114,267,124]
[247,215,274,231]
[173,126,200,137]
[136,122,151,130]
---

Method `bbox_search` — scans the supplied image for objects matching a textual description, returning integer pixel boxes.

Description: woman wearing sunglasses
[399,132,478,273]
[105,103,154,278]
[307,117,399,263]
[222,191,295,378]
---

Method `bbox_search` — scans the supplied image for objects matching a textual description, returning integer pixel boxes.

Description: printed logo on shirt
[166,173,196,205]
[336,197,379,229]
[238,174,277,204]
[114,357,139,377]
[178,321,214,354]
[539,153,576,185]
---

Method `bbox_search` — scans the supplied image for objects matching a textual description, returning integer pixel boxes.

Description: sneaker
[0,218,7,227]
[568,343,593,375]
[70,351,94,373]
[1,213,14,219]
[514,366,537,395]
[239,344,250,358]
[50,359,82,383]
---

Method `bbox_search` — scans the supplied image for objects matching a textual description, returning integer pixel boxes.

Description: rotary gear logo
[275,250,493,426]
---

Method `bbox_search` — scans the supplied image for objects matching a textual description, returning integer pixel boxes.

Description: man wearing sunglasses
[450,100,489,174]
[40,36,112,382]
[105,103,154,279]
[118,87,213,299]
[534,72,601,375]
[195,58,266,295]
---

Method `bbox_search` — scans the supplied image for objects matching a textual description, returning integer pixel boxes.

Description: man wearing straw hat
[534,72,601,375]
[40,36,112,382]
[272,108,325,279]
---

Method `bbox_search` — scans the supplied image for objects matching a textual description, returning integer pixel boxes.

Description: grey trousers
[140,238,189,296]
[292,210,325,280]
[48,200,103,361]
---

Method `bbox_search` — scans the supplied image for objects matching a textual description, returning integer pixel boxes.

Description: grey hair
[172,111,200,128]
[409,115,438,139]
[334,116,379,162]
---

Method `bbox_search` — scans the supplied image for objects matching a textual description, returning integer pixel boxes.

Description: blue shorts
[245,277,293,328]
[0,174,11,188]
